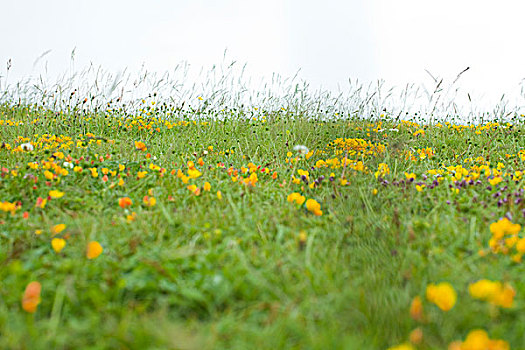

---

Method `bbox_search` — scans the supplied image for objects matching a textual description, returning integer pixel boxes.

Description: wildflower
[0,201,17,213]
[409,328,423,345]
[374,163,390,179]
[305,199,322,216]
[426,282,457,311]
[203,182,211,191]
[49,190,64,198]
[135,141,147,151]
[86,241,103,259]
[137,171,147,179]
[118,197,132,208]
[217,191,223,200]
[51,238,66,253]
[143,195,156,207]
[490,218,520,240]
[287,192,306,206]
[188,168,202,179]
[126,212,137,222]
[372,188,378,195]
[470,280,516,308]
[89,167,98,178]
[22,281,41,313]
[405,172,416,181]
[51,224,66,235]
[409,296,423,321]
[44,170,54,180]
[489,176,503,186]
[455,329,509,350]
[186,184,200,196]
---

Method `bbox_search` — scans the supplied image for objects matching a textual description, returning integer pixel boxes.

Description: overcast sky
[2,0,525,104]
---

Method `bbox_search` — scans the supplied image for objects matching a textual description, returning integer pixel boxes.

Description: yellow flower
[86,241,103,259]
[305,199,322,216]
[126,212,137,222]
[516,238,525,253]
[203,182,211,191]
[217,191,223,200]
[49,190,64,198]
[137,171,148,179]
[405,172,416,180]
[188,168,202,179]
[458,329,509,350]
[51,238,66,253]
[468,279,501,300]
[287,192,306,206]
[490,218,520,240]
[51,224,66,235]
[426,282,456,311]
[44,170,54,180]
[89,167,98,178]
[489,176,503,186]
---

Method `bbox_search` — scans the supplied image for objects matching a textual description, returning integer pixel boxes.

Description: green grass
[1,102,525,349]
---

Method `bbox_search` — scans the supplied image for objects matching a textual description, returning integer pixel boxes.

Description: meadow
[1,66,525,349]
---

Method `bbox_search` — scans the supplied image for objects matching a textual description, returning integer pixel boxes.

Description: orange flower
[51,224,66,235]
[22,281,41,313]
[118,197,132,208]
[86,241,103,259]
[409,296,423,321]
[135,141,147,151]
[187,184,201,196]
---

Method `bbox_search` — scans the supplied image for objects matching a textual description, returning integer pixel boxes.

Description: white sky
[1,0,525,105]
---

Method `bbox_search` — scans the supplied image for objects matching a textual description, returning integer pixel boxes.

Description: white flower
[389,128,399,132]
[20,143,34,151]
[293,145,309,155]
[63,162,74,169]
